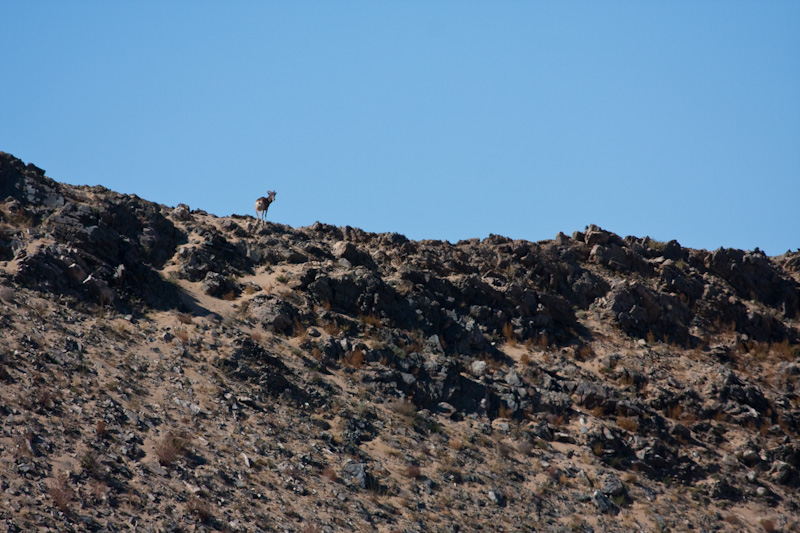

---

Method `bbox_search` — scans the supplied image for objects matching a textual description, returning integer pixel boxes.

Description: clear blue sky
[2,2,798,255]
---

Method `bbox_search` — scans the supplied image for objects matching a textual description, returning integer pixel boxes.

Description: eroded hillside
[1,151,799,532]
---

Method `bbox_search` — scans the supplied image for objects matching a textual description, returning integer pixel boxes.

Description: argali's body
[255,191,276,223]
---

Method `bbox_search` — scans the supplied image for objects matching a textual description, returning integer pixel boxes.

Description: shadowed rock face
[1,151,800,532]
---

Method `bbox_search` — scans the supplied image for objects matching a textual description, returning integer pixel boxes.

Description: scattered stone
[591,490,618,514]
[602,474,625,497]
[491,419,511,433]
[470,360,488,377]
[488,489,506,507]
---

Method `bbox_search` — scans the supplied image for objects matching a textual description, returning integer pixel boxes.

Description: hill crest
[1,151,799,531]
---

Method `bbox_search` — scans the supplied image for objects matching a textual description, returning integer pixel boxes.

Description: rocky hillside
[1,151,799,532]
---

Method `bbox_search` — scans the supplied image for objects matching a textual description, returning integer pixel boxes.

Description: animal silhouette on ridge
[255,191,276,224]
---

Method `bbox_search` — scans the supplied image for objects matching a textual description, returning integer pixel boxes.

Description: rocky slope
[1,151,799,532]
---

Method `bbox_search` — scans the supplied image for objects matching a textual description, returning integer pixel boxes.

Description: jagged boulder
[602,281,693,343]
[705,248,800,319]
[0,152,65,213]
[201,271,239,298]
[590,243,650,274]
[249,294,300,333]
[658,260,704,302]
[176,234,249,282]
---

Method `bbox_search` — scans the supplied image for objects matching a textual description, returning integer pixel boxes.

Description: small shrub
[666,404,683,420]
[48,472,73,512]
[155,430,191,467]
[577,344,594,360]
[186,495,212,522]
[293,320,308,340]
[619,372,636,386]
[363,313,382,328]
[174,328,190,344]
[344,348,364,368]
[276,275,288,284]
[390,399,417,418]
[759,518,776,532]
[497,404,513,419]
[12,430,35,458]
[250,331,263,343]
[35,388,58,411]
[771,339,800,361]
[544,465,562,482]
[497,441,514,459]
[516,440,534,456]
[322,466,340,483]
[535,334,550,349]
[324,322,341,336]
[222,290,236,301]
[405,464,422,479]
[611,494,627,507]
[617,416,639,433]
[622,472,638,484]
[177,312,193,325]
[722,514,742,527]
[502,322,517,346]
[80,451,102,478]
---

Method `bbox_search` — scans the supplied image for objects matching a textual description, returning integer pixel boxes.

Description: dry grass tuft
[498,404,513,419]
[497,441,515,459]
[768,339,800,361]
[222,290,237,301]
[35,387,58,411]
[405,464,422,479]
[155,430,192,467]
[502,322,518,346]
[534,333,550,349]
[48,472,74,512]
[293,319,308,340]
[363,313,383,328]
[344,348,365,368]
[174,328,190,344]
[324,321,341,336]
[390,398,417,418]
[186,495,212,522]
[759,518,776,532]
[517,440,534,456]
[322,465,340,483]
[577,344,594,360]
[666,404,683,420]
[617,416,639,433]
[177,312,193,325]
